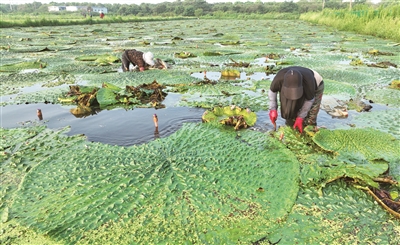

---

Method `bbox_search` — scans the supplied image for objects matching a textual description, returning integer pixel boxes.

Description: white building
[66,6,87,12]
[48,6,66,12]
[48,6,107,14]
[92,7,108,14]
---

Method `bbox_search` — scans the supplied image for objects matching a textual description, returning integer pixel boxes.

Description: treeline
[0,0,393,17]
[1,0,399,42]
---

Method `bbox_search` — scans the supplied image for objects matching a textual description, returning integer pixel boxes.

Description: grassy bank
[1,7,398,41]
[1,12,298,28]
[0,13,194,28]
[300,4,400,42]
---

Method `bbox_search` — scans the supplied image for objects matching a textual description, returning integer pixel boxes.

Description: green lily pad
[11,123,300,244]
[202,106,257,127]
[221,69,240,77]
[203,51,223,56]
[96,87,118,108]
[313,128,399,161]
[75,54,120,66]
[0,60,46,72]
[174,51,197,58]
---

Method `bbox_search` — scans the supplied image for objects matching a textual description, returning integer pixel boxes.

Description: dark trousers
[285,81,324,127]
[121,51,130,72]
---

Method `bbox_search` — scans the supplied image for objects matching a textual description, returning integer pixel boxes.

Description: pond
[1,18,399,245]
[1,67,386,147]
[2,86,382,147]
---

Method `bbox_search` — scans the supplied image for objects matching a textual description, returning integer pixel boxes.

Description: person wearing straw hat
[268,66,324,133]
[121,49,155,72]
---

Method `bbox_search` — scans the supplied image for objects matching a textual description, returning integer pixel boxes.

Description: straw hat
[143,52,155,66]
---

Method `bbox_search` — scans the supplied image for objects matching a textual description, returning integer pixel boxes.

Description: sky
[10,0,382,5]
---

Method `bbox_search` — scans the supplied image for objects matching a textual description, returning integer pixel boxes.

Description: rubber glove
[139,67,145,72]
[269,110,277,124]
[293,117,304,133]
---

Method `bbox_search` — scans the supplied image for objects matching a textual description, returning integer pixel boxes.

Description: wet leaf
[11,123,300,243]
[313,128,399,161]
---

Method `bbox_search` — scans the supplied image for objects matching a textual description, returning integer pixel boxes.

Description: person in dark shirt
[268,66,324,133]
[121,49,155,72]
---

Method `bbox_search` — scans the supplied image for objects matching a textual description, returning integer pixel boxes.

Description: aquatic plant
[9,123,300,244]
[58,81,167,109]
[312,128,399,161]
[202,106,257,130]
[1,18,399,244]
[269,181,400,244]
[75,54,120,66]
[221,69,241,77]
[0,60,46,72]
[351,109,400,139]
[389,80,400,90]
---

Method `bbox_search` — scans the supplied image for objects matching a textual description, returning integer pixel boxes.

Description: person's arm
[297,98,314,118]
[135,56,146,71]
[268,89,278,111]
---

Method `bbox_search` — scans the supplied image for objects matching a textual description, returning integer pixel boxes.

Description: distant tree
[183,6,195,16]
[117,6,129,16]
[174,5,185,15]
[279,1,299,13]
[37,5,49,13]
[325,0,346,10]
[194,8,203,17]
[139,4,152,15]
[154,3,167,15]
[0,4,12,13]
[297,0,323,12]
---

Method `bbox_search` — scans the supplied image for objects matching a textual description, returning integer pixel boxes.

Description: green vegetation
[300,4,400,42]
[1,1,399,42]
[2,124,301,244]
[0,14,399,244]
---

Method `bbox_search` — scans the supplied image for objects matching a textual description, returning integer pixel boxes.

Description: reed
[0,13,193,28]
[300,4,400,42]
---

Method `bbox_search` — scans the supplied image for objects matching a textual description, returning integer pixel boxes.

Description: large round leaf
[313,128,399,161]
[11,123,299,244]
[96,87,118,108]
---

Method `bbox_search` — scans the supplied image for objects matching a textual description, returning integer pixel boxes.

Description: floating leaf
[313,128,399,161]
[11,123,300,243]
[389,80,400,90]
[0,60,46,72]
[174,51,196,58]
[221,69,240,77]
[96,87,118,108]
[202,106,257,128]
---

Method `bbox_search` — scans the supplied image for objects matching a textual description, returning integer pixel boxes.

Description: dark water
[191,71,274,81]
[1,102,205,146]
[1,99,359,147]
[1,71,387,146]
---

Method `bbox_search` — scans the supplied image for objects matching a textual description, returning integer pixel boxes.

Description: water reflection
[1,99,394,146]
[69,106,101,118]
[1,103,204,146]
[37,109,43,120]
[154,127,160,140]
[191,71,273,81]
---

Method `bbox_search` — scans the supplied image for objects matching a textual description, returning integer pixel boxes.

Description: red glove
[293,117,304,133]
[139,67,145,72]
[269,110,277,124]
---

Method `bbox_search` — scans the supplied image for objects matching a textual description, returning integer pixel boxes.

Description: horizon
[7,0,384,5]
